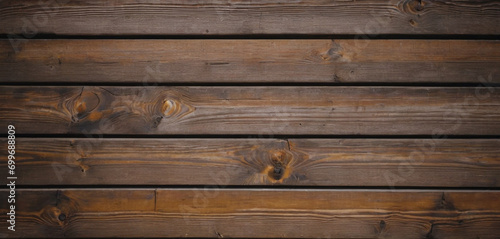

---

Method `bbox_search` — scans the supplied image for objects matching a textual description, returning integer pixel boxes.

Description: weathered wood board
[0,189,499,238]
[1,138,499,187]
[1,86,499,135]
[1,0,499,238]
[1,40,498,83]
[1,0,499,35]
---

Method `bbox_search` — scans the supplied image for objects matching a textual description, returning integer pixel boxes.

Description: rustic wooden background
[1,0,499,238]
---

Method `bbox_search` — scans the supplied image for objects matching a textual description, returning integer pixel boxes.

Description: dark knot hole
[272,166,284,180]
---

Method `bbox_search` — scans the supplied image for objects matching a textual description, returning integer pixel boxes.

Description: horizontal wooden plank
[0,189,499,238]
[1,86,500,135]
[1,0,499,35]
[1,40,499,83]
[2,138,499,187]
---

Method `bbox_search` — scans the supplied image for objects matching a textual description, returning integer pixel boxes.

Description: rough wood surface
[1,39,499,83]
[2,138,499,187]
[1,1,499,239]
[1,86,500,135]
[1,0,499,35]
[0,189,499,238]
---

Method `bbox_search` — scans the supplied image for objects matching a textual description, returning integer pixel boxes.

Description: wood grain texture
[1,138,499,187]
[1,86,500,135]
[1,39,499,83]
[0,189,499,238]
[0,0,499,35]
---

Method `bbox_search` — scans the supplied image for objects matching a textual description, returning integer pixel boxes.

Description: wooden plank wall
[0,0,499,238]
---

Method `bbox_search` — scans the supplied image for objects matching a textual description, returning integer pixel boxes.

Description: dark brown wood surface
[1,138,499,187]
[0,189,498,238]
[1,1,499,238]
[1,0,499,35]
[1,86,499,135]
[1,39,499,83]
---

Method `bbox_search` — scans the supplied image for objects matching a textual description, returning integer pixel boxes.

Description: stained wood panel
[2,138,499,187]
[1,0,499,238]
[1,0,499,35]
[0,189,499,238]
[1,39,499,83]
[1,86,500,135]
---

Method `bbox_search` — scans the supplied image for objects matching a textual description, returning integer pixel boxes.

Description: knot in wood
[270,166,284,180]
[162,99,177,116]
[399,0,425,15]
[161,98,194,119]
[58,213,66,221]
[263,149,294,183]
[65,88,101,123]
[410,0,424,11]
[320,41,343,62]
